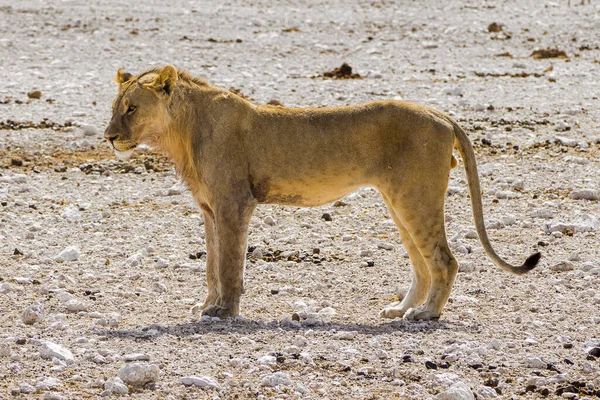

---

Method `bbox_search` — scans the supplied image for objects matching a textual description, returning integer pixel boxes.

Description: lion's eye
[126,105,136,114]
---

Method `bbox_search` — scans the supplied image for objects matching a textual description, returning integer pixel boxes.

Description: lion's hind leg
[379,196,431,319]
[381,183,458,321]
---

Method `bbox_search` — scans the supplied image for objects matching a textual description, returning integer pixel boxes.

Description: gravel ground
[1,1,600,399]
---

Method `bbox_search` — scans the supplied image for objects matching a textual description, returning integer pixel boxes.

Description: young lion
[105,65,540,321]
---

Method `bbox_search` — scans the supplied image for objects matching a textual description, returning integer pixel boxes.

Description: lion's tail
[450,118,540,275]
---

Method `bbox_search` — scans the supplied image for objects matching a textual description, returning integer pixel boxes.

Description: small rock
[333,331,358,340]
[66,299,89,312]
[549,261,575,272]
[124,353,151,362]
[55,246,80,262]
[252,247,263,259]
[476,385,498,398]
[117,363,159,387]
[264,216,276,226]
[321,212,332,221]
[40,342,74,364]
[569,189,599,201]
[180,375,221,389]
[61,205,82,222]
[377,242,394,250]
[104,377,129,395]
[587,347,600,358]
[437,382,475,400]
[526,357,546,369]
[19,382,36,394]
[260,372,292,387]
[82,125,98,137]
[21,302,44,325]
[258,355,277,365]
[27,90,42,99]
[43,393,66,400]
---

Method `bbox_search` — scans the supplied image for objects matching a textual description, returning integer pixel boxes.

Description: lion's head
[104,65,178,160]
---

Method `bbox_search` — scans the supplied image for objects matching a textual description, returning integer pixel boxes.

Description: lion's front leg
[201,198,256,319]
[191,206,219,314]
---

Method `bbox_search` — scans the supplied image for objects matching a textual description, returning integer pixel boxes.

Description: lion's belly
[261,177,363,207]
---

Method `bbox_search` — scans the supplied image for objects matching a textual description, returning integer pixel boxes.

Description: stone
[258,355,277,364]
[104,377,129,395]
[123,353,151,362]
[61,205,81,222]
[82,125,98,137]
[549,261,575,272]
[526,357,546,369]
[55,246,80,262]
[437,382,475,400]
[476,385,498,398]
[264,216,276,226]
[21,302,44,325]
[377,242,394,250]
[333,331,358,340]
[66,299,89,312]
[260,372,292,387]
[43,393,65,400]
[117,363,159,386]
[180,375,221,389]
[569,189,599,201]
[40,342,74,364]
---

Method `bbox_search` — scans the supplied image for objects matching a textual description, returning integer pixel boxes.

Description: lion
[104,65,540,320]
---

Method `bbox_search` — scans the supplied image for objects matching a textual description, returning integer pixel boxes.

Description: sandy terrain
[1,0,600,399]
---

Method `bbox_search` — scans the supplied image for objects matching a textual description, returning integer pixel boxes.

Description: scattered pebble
[260,372,292,387]
[104,377,129,395]
[437,382,475,400]
[21,302,44,325]
[569,189,599,201]
[180,375,221,389]
[550,261,575,272]
[117,363,159,386]
[54,246,80,262]
[40,342,75,364]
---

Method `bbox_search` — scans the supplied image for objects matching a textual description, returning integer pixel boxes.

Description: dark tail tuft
[514,252,541,274]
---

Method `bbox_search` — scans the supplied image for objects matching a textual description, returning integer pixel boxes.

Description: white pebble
[264,216,276,226]
[66,299,89,312]
[21,302,44,325]
[569,189,599,201]
[549,261,575,272]
[55,246,80,262]
[437,382,475,400]
[118,363,159,387]
[180,375,221,389]
[258,355,277,365]
[377,242,394,250]
[526,357,546,369]
[333,331,358,340]
[61,205,81,222]
[40,342,75,364]
[104,377,129,395]
[260,371,292,387]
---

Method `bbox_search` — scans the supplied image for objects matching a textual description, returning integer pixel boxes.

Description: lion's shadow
[95,317,482,340]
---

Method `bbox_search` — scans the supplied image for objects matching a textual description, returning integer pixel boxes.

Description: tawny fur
[104,65,540,320]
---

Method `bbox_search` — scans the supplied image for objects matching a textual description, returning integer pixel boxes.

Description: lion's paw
[201,304,237,319]
[379,302,407,319]
[403,306,440,321]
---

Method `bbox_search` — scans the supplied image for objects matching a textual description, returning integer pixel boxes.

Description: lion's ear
[144,65,178,96]
[115,68,133,86]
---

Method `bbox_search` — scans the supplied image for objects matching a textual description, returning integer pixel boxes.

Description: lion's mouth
[110,141,138,152]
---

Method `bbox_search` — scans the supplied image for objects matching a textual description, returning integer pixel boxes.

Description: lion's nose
[104,130,118,142]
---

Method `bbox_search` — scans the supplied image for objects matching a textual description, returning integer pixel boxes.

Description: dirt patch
[321,63,362,79]
[531,48,569,59]
[0,119,73,131]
